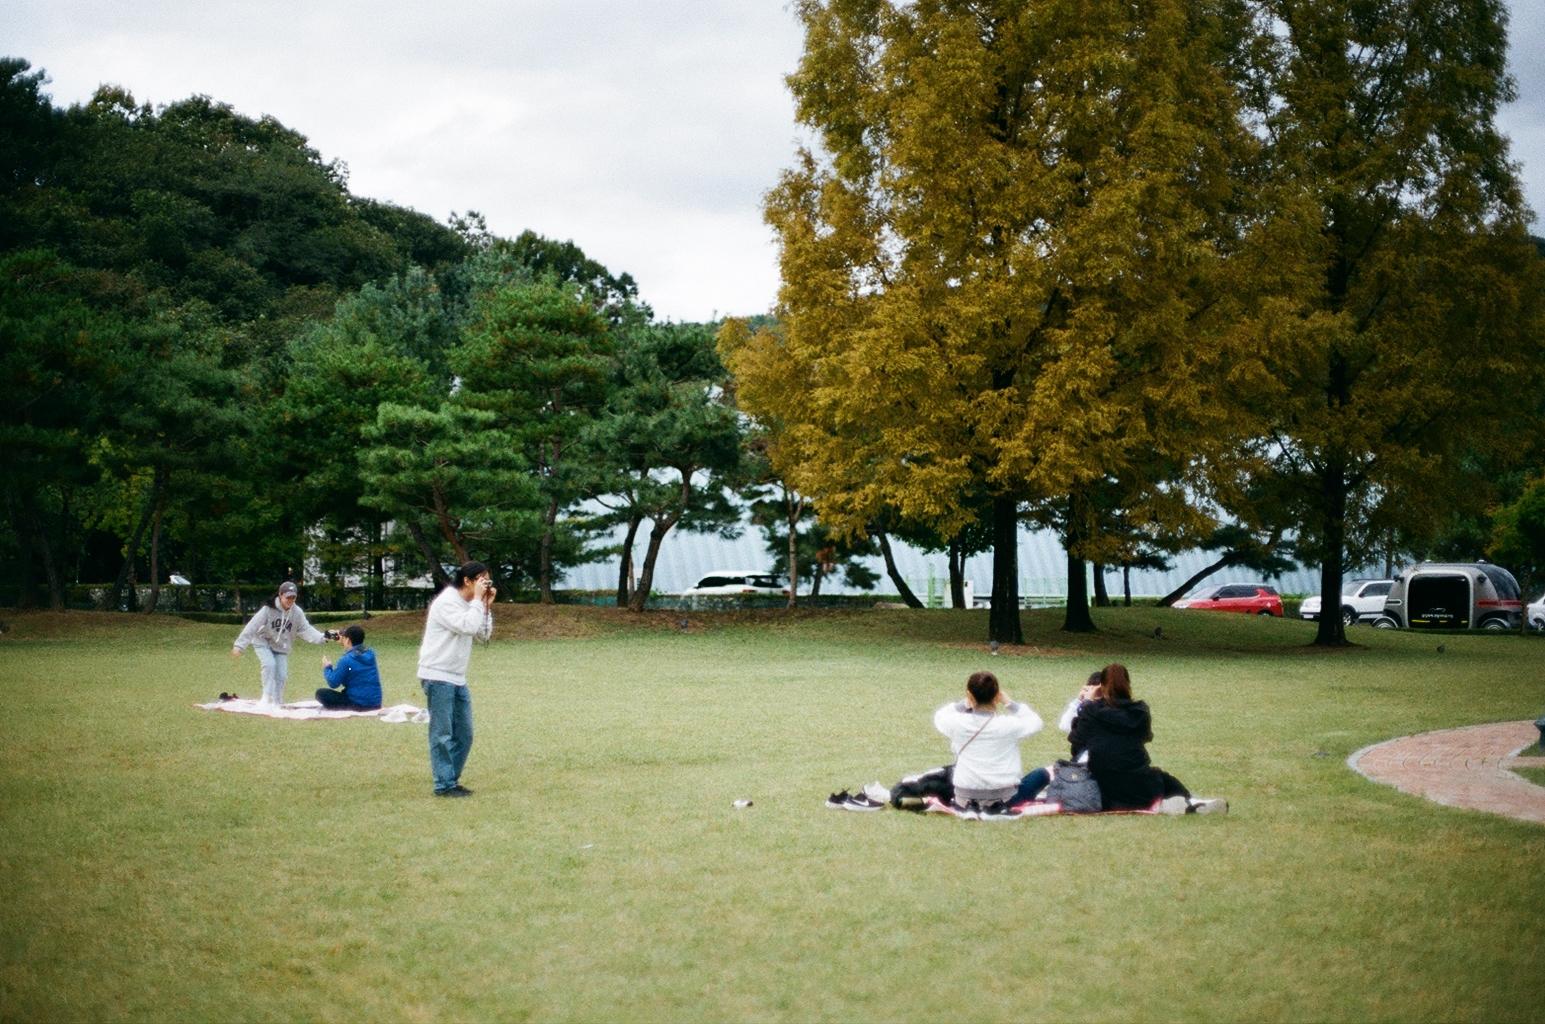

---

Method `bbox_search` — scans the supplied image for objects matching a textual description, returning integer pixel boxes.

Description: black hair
[452,561,490,587]
[966,670,1000,707]
[342,625,365,647]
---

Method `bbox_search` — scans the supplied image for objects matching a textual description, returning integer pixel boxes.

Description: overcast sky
[4,1,1541,323]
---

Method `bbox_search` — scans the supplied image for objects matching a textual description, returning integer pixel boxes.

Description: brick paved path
[1349,720,1545,824]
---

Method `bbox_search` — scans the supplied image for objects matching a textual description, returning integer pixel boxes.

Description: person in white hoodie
[230,581,330,707]
[417,561,495,797]
[934,670,1043,813]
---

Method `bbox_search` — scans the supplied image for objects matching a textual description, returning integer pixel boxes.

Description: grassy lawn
[1,606,1542,1022]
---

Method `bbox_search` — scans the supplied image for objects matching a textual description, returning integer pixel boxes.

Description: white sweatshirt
[933,699,1044,791]
[416,586,493,686]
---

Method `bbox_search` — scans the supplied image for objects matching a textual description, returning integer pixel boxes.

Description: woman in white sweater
[933,671,1044,811]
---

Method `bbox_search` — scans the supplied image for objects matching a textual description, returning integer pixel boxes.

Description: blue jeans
[422,680,473,793]
[1014,766,1051,803]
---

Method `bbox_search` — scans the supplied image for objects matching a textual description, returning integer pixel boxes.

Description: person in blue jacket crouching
[317,625,383,710]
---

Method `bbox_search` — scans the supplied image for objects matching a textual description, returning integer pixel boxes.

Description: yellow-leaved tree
[727,0,1265,639]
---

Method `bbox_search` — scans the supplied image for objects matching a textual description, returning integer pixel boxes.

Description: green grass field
[2,606,1542,1022]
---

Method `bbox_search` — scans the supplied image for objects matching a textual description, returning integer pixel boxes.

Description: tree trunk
[1122,563,1133,607]
[6,493,38,609]
[875,530,924,608]
[430,487,471,566]
[1158,555,1233,607]
[616,514,642,607]
[629,472,694,612]
[1313,454,1351,647]
[1092,562,1110,607]
[404,520,452,589]
[948,539,967,608]
[810,564,825,598]
[539,496,559,604]
[142,467,168,613]
[988,495,1022,644]
[369,520,385,610]
[628,519,674,612]
[1063,550,1097,632]
[785,491,804,610]
[109,489,157,612]
[19,491,65,610]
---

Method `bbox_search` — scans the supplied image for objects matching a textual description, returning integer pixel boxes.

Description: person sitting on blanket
[1011,669,1103,803]
[317,625,383,711]
[1067,663,1226,815]
[934,671,1044,813]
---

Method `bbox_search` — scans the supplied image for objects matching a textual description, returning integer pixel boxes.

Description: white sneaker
[1158,795,1189,815]
[1189,798,1228,815]
[862,781,891,805]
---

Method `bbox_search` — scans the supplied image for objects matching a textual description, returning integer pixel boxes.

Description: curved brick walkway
[1348,721,1545,824]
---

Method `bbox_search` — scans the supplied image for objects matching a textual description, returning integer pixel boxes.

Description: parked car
[1526,593,1544,632]
[1172,583,1285,617]
[1299,579,1395,626]
[1371,562,1523,631]
[681,570,789,598]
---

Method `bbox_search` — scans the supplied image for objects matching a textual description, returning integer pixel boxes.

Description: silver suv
[1371,562,1523,631]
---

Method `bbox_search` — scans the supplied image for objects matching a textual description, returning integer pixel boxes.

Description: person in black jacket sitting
[1068,663,1226,815]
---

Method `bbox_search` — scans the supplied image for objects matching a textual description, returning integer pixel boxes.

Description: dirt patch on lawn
[939,640,1081,658]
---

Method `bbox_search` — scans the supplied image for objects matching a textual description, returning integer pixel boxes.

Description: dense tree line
[722,0,1545,645]
[5,9,1543,635]
[0,58,755,611]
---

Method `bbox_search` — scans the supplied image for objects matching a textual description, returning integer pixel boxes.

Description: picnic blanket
[196,698,429,723]
[919,795,1161,818]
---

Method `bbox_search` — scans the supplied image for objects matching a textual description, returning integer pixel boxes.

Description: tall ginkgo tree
[738,0,1264,640]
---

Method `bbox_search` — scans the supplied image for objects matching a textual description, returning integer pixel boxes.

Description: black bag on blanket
[890,765,953,810]
[1043,760,1102,813]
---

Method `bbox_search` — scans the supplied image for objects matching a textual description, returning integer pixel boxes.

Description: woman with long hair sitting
[1068,663,1227,815]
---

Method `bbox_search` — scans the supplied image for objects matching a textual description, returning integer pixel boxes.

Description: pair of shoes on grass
[1158,795,1228,815]
[826,785,886,811]
[435,784,474,798]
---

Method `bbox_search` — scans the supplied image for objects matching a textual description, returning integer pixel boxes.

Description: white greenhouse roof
[559,517,1321,601]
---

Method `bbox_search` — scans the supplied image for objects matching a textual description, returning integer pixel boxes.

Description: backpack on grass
[1042,760,1102,813]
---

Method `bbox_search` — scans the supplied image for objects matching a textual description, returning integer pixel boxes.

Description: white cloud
[4,0,1541,325]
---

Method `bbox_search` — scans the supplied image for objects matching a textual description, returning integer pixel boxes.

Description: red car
[1172,583,1284,617]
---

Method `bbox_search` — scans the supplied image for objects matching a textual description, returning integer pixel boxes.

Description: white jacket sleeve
[933,702,963,741]
[1057,697,1084,733]
[432,592,493,638]
[1003,701,1044,739]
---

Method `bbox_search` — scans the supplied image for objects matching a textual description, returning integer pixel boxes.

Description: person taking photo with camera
[417,561,495,798]
[317,625,382,711]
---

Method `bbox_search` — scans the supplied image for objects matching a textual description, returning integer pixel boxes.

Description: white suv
[681,571,789,598]
[1299,579,1394,626]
